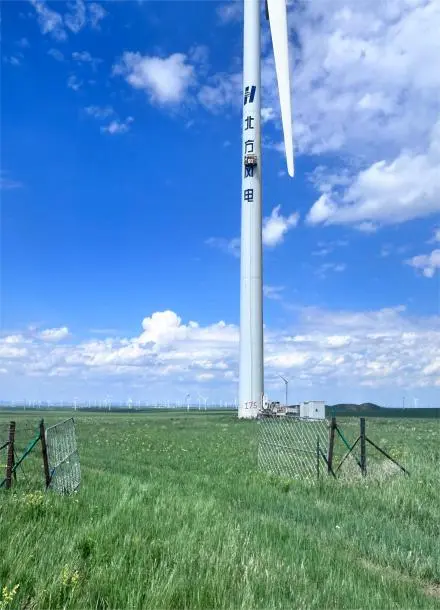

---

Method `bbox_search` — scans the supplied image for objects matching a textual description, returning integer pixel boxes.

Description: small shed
[300,400,326,420]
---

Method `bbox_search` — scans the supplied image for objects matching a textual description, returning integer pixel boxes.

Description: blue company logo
[243,86,256,105]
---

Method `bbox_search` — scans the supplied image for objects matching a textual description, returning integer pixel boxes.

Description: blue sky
[1,0,439,406]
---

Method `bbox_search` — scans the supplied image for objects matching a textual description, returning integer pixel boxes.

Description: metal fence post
[39,419,51,488]
[328,417,336,474]
[316,436,320,480]
[5,421,16,490]
[360,417,366,477]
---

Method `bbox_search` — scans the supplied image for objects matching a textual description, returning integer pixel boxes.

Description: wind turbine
[277,374,289,407]
[197,392,208,411]
[238,0,294,419]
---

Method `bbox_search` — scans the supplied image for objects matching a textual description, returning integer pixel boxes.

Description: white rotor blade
[267,0,294,177]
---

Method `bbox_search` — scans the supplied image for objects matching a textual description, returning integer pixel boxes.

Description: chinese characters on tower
[243,84,256,202]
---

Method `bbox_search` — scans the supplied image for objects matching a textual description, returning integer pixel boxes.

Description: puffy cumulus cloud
[265,306,440,393]
[326,335,352,348]
[1,307,439,401]
[406,249,440,278]
[288,0,440,157]
[138,311,189,347]
[113,52,196,105]
[38,327,70,342]
[208,208,299,256]
[306,119,440,228]
[262,206,299,247]
[0,344,28,359]
[227,0,440,229]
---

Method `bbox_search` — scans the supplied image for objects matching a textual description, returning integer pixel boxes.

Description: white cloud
[113,52,195,105]
[326,335,351,348]
[88,2,107,29]
[139,311,188,347]
[84,105,114,119]
[205,237,240,258]
[207,207,299,257]
[198,72,241,112]
[72,51,102,70]
[100,117,134,135]
[262,206,299,247]
[261,107,276,123]
[4,334,29,344]
[217,1,243,24]
[4,55,22,66]
[67,74,82,91]
[316,262,347,278]
[290,0,440,157]
[47,48,64,61]
[406,249,440,278]
[307,118,440,228]
[38,327,70,342]
[29,0,107,39]
[312,247,332,257]
[313,239,349,257]
[188,45,210,71]
[1,307,439,401]
[29,0,67,41]
[263,285,285,301]
[64,0,86,34]
[0,344,28,359]
[201,1,440,230]
[356,222,378,234]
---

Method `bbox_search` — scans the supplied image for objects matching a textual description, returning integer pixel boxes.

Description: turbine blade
[267,0,294,177]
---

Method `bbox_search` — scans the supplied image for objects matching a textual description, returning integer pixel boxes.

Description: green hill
[326,403,439,418]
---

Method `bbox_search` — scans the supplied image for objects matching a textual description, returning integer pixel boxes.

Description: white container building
[300,400,326,420]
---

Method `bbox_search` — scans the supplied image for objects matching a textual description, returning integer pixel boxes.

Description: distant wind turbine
[277,374,289,406]
[238,0,294,419]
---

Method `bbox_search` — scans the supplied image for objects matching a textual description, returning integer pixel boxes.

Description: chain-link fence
[46,418,81,494]
[258,415,330,481]
[0,421,43,490]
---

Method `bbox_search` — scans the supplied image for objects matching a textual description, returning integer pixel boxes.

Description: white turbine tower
[238,0,294,419]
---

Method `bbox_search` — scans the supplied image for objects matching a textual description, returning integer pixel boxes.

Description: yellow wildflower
[0,584,19,609]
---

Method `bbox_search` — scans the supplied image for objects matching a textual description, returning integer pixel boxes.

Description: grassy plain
[0,410,439,609]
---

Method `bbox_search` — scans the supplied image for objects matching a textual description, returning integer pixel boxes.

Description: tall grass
[0,411,439,609]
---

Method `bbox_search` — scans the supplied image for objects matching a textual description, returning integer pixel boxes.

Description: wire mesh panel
[258,415,330,481]
[45,418,80,494]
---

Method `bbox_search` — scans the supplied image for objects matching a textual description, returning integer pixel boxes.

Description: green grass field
[1,411,439,609]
